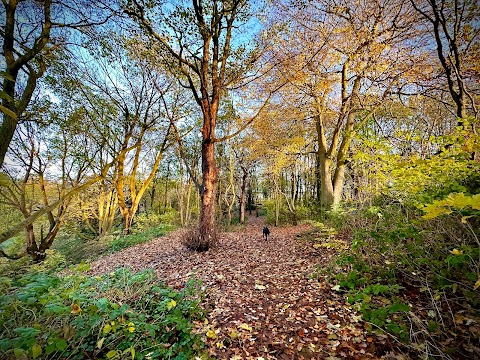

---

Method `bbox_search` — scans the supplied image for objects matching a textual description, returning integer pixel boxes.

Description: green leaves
[0,172,10,187]
[54,339,67,351]
[420,192,480,220]
[388,303,410,314]
[0,72,17,118]
[13,327,40,338]
[0,268,204,359]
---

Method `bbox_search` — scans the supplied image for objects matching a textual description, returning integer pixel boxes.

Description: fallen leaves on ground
[89,215,395,359]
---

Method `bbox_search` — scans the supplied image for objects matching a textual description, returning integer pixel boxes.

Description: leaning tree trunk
[331,112,356,210]
[315,111,335,210]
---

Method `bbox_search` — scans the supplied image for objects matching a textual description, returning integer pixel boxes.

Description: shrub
[263,199,285,225]
[256,208,267,217]
[0,266,205,360]
[134,209,181,232]
[263,200,312,225]
[325,202,480,358]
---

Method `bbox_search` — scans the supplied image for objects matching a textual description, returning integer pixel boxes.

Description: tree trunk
[164,168,169,213]
[318,155,335,208]
[316,151,322,203]
[198,140,217,250]
[178,181,185,226]
[123,213,133,235]
[0,113,17,168]
[0,0,52,168]
[239,169,248,224]
[315,109,335,209]
[150,180,157,213]
[217,151,224,221]
[331,112,356,210]
[185,180,193,224]
[332,164,346,210]
[273,176,281,226]
[284,168,298,225]
[98,187,117,237]
[38,222,61,253]
[247,185,253,215]
[226,150,235,224]
[25,224,45,262]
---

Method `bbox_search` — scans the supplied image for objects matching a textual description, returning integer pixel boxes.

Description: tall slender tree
[126,0,264,249]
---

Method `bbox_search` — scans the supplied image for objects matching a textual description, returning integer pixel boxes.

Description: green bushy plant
[256,208,267,217]
[263,199,287,225]
[0,266,205,360]
[134,210,181,232]
[263,200,311,225]
[324,206,354,228]
[327,200,479,356]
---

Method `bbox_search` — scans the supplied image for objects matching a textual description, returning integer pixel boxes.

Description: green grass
[108,224,176,252]
[53,224,176,265]
[0,223,177,278]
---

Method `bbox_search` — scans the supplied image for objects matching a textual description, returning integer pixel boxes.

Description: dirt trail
[89,215,393,359]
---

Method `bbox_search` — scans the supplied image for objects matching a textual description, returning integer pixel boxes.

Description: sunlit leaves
[206,329,217,339]
[103,323,112,334]
[70,303,81,314]
[239,323,253,331]
[450,248,464,256]
[420,193,480,220]
[166,299,177,310]
[474,278,480,290]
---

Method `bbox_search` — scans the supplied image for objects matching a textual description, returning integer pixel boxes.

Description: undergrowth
[0,266,206,360]
[317,199,480,359]
[0,224,177,279]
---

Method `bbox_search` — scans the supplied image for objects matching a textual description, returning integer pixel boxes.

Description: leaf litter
[89,215,397,359]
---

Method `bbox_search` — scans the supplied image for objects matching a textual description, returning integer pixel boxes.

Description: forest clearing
[1,0,479,359]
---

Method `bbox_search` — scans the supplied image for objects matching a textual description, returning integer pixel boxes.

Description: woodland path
[89,215,395,359]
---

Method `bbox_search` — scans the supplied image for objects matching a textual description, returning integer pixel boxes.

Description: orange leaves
[88,216,387,358]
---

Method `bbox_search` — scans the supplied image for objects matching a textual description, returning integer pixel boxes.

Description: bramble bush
[0,265,205,360]
[317,130,480,356]
[323,196,479,357]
